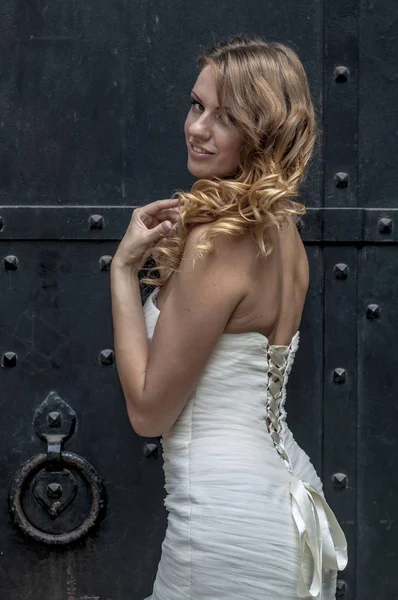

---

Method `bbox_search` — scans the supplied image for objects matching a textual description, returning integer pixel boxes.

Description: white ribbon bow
[290,475,348,598]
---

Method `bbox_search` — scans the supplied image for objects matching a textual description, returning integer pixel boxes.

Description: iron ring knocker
[9,450,105,545]
[8,392,106,545]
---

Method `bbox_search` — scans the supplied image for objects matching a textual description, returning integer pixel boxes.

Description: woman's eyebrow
[191,90,219,110]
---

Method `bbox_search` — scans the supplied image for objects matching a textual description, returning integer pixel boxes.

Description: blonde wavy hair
[140,34,318,287]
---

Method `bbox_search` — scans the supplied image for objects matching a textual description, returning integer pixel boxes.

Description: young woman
[110,34,348,600]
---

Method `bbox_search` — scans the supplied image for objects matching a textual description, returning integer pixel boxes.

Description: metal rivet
[333,263,349,279]
[367,304,380,319]
[332,473,348,490]
[336,579,348,597]
[2,352,17,368]
[378,217,393,235]
[334,172,349,188]
[47,483,63,499]
[4,255,19,270]
[89,214,104,230]
[99,255,113,271]
[333,368,346,383]
[334,66,350,82]
[144,443,159,459]
[47,411,62,428]
[99,349,115,365]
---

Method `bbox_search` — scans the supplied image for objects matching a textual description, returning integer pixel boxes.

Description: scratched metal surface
[0,0,397,599]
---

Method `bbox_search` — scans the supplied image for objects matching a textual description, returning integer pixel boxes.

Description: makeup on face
[184,65,242,179]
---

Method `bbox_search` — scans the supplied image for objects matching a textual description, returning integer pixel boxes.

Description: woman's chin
[187,163,213,179]
[186,157,237,181]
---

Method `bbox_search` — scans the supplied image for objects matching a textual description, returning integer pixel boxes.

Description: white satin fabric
[142,288,348,600]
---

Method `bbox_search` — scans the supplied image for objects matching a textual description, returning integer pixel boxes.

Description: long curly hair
[140,34,318,287]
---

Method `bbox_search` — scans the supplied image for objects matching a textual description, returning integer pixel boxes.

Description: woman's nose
[188,114,211,140]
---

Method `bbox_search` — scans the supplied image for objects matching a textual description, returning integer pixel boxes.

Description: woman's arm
[110,224,249,438]
[110,261,151,437]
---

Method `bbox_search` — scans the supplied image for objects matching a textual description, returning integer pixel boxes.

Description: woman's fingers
[155,207,181,224]
[143,198,180,216]
[138,205,181,229]
[157,207,180,218]
[157,206,180,214]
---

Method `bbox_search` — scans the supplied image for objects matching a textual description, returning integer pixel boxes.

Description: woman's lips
[188,143,215,158]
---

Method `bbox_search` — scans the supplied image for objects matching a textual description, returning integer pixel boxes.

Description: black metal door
[1,2,397,599]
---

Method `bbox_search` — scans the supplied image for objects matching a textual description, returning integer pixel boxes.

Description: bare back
[224,217,309,345]
[155,216,309,347]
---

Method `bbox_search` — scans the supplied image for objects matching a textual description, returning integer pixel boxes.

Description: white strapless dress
[142,287,348,600]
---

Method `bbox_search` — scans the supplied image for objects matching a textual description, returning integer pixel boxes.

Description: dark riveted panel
[324,246,358,599]
[323,0,358,212]
[357,246,398,600]
[0,206,397,242]
[322,0,360,596]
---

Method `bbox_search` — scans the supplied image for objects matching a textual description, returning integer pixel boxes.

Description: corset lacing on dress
[266,341,348,598]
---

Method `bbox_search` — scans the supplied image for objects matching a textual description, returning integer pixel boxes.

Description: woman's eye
[190,99,203,112]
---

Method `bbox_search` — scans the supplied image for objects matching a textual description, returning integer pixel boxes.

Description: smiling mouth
[190,143,214,155]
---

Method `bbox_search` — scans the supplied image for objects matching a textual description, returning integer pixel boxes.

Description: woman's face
[184,64,243,179]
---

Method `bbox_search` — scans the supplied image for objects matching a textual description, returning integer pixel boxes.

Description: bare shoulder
[159,222,253,307]
[182,222,254,266]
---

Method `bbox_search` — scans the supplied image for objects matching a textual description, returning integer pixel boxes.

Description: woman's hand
[112,198,181,272]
